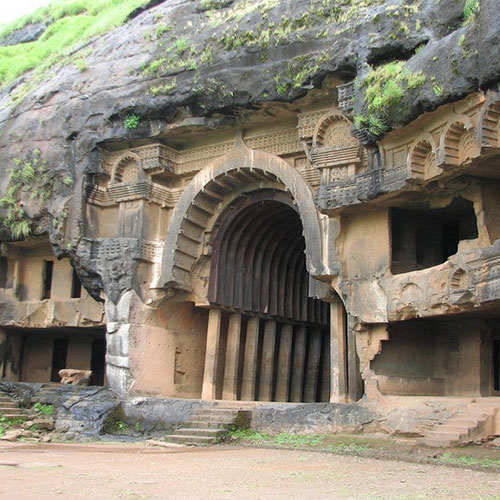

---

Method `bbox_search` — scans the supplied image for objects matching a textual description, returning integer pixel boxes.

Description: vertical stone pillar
[104,291,136,397]
[201,308,223,400]
[241,316,260,401]
[304,329,322,402]
[290,326,307,402]
[258,320,277,401]
[275,324,293,402]
[330,301,348,403]
[222,313,242,400]
[0,328,7,379]
[320,331,331,402]
[347,315,363,402]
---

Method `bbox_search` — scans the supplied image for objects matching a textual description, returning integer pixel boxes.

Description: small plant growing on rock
[0,150,52,240]
[124,114,140,130]
[34,402,54,416]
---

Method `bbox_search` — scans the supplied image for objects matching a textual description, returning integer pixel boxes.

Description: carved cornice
[317,91,500,212]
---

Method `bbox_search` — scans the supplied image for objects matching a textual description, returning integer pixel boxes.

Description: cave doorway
[201,190,333,402]
[391,197,478,274]
[0,327,106,385]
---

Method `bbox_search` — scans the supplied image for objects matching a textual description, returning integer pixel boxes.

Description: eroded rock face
[0,0,497,260]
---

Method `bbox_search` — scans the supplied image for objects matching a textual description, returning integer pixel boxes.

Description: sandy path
[0,442,499,500]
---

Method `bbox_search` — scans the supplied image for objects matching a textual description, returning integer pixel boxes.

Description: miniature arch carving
[111,153,143,184]
[312,112,358,149]
[158,146,327,291]
[439,115,480,167]
[478,93,500,149]
[408,133,439,179]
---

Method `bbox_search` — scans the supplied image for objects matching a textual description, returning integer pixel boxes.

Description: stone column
[304,329,322,402]
[347,315,363,402]
[330,301,348,403]
[241,316,260,401]
[275,324,293,401]
[201,308,223,400]
[222,313,242,400]
[290,326,307,402]
[0,328,7,379]
[258,320,277,401]
[320,331,331,402]
[105,291,135,397]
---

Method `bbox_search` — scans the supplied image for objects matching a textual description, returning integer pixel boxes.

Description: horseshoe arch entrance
[201,189,332,402]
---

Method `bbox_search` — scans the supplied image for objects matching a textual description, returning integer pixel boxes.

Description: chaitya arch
[158,140,329,292]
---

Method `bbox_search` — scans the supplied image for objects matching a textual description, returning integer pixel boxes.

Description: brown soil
[1,442,499,500]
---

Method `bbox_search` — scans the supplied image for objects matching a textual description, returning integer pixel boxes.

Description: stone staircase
[30,383,63,405]
[163,403,253,446]
[0,390,30,420]
[422,398,500,447]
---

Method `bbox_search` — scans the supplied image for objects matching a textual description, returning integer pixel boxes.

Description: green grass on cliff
[0,0,151,88]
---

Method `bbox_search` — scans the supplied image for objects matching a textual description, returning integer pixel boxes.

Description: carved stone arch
[408,133,439,180]
[478,92,500,149]
[438,115,479,166]
[312,112,357,149]
[450,267,469,291]
[111,153,143,184]
[159,145,327,291]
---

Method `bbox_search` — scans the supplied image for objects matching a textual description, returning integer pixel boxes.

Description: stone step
[0,413,28,420]
[425,431,463,441]
[448,418,481,426]
[423,438,459,448]
[163,434,217,446]
[188,414,236,424]
[0,407,26,414]
[442,426,474,435]
[0,402,19,409]
[183,420,233,430]
[174,427,225,438]
[196,408,240,417]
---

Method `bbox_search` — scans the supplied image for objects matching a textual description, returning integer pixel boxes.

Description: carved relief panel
[310,112,367,185]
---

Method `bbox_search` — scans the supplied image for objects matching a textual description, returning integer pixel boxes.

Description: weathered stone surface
[0,0,496,274]
[55,387,119,436]
[249,402,378,434]
[0,22,47,47]
[119,397,209,432]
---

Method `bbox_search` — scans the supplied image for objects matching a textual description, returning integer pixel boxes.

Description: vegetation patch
[124,113,141,130]
[463,0,480,25]
[354,61,426,138]
[33,402,55,416]
[0,415,25,437]
[0,150,52,240]
[0,0,152,89]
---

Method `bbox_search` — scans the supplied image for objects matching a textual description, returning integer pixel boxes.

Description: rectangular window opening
[494,339,500,392]
[42,260,54,300]
[71,268,82,298]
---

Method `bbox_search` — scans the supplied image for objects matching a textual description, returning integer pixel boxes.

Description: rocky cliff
[0,0,497,255]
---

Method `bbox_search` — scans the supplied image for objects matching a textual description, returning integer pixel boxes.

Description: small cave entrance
[391,197,478,275]
[1,327,106,386]
[203,190,331,402]
[371,317,500,397]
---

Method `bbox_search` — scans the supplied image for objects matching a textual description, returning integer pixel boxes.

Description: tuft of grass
[354,61,426,137]
[33,402,54,416]
[0,0,152,88]
[463,0,479,24]
[440,452,500,471]
[124,113,140,130]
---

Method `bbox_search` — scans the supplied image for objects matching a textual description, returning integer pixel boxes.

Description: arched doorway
[202,190,331,402]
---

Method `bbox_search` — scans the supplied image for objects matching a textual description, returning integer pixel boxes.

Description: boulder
[58,369,92,386]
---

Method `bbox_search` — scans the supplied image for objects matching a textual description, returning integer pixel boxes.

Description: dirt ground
[1,442,499,500]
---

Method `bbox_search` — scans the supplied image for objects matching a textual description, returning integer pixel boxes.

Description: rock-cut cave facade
[2,84,500,405]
